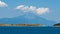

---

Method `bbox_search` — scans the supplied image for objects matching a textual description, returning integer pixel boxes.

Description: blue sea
[0,26,60,34]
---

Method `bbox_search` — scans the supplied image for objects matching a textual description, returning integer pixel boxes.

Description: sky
[0,0,60,23]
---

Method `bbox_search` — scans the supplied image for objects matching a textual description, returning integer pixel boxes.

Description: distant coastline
[0,24,45,26]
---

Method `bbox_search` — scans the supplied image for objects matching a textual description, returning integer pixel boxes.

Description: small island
[53,23,60,27]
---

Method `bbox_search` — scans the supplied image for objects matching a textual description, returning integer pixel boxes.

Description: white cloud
[36,8,49,15]
[29,6,36,11]
[16,5,49,15]
[0,1,8,7]
[16,5,24,10]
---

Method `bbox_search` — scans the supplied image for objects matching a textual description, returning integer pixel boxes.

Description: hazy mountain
[0,13,56,26]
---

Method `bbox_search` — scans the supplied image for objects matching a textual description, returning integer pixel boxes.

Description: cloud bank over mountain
[16,5,49,15]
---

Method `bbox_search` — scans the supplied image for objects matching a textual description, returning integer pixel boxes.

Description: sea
[0,26,60,34]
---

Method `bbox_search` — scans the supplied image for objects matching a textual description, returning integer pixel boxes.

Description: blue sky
[0,0,60,23]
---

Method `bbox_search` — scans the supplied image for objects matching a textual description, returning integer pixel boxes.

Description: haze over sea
[0,0,60,26]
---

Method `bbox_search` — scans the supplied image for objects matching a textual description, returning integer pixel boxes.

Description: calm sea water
[0,26,60,34]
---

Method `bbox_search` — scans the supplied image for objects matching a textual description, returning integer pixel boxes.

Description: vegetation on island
[53,23,60,27]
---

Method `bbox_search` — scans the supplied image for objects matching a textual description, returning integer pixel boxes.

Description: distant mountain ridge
[0,13,56,26]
